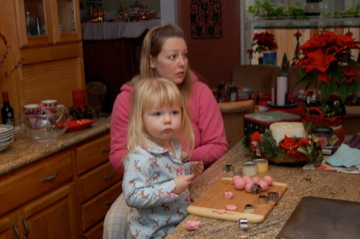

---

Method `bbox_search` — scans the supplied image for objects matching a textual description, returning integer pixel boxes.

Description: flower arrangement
[245,130,323,164]
[251,32,278,54]
[295,31,360,104]
[0,32,23,81]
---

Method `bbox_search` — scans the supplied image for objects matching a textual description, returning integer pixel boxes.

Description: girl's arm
[122,153,181,209]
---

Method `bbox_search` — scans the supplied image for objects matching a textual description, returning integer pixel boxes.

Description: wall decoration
[190,0,222,39]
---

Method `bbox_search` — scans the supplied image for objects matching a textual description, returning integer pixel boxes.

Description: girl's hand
[172,174,195,195]
[190,161,204,177]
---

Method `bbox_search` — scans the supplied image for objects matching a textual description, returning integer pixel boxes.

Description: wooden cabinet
[75,133,123,234]
[14,0,81,48]
[0,0,85,125]
[0,131,122,238]
[0,149,80,238]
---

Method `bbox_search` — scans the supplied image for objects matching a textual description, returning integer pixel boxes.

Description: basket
[303,107,346,127]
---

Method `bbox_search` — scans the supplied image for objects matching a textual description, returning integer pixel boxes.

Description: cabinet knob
[103,171,115,180]
[101,147,110,153]
[41,171,58,182]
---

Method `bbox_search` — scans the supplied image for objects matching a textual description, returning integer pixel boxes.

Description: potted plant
[252,31,278,65]
[295,31,360,127]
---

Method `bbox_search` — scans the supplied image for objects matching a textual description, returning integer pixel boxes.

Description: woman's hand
[172,174,195,195]
[190,161,204,177]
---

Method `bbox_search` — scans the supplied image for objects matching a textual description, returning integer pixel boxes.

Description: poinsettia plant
[251,32,278,54]
[295,31,360,104]
[244,130,322,163]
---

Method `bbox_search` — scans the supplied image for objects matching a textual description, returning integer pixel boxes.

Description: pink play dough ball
[245,183,252,193]
[252,176,260,184]
[245,178,253,185]
[232,175,242,184]
[263,175,273,185]
[242,175,250,181]
[234,177,246,190]
[259,180,269,191]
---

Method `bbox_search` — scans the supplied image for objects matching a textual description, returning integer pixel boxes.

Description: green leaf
[320,82,337,100]
[338,84,352,103]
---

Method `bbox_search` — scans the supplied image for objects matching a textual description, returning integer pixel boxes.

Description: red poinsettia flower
[251,131,261,142]
[296,31,360,103]
[279,136,297,154]
[294,31,302,38]
[252,32,278,53]
[296,138,310,146]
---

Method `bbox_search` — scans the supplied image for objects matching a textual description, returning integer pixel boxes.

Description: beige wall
[177,0,241,89]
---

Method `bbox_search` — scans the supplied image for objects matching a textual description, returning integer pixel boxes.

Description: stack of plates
[0,124,14,152]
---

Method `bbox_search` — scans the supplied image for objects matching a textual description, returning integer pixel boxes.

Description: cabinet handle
[101,147,110,153]
[22,216,29,239]
[12,221,20,239]
[41,171,58,182]
[103,171,115,180]
[105,197,117,205]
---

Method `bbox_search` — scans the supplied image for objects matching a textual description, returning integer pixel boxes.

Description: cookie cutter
[268,191,279,202]
[239,218,249,231]
[250,183,262,194]
[259,194,269,204]
[244,204,255,214]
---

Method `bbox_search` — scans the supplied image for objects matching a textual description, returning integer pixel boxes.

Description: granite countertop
[0,117,110,176]
[167,142,360,239]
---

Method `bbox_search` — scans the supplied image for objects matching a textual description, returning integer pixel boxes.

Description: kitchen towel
[326,143,360,167]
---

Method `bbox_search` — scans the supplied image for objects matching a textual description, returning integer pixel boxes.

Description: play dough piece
[224,191,234,199]
[186,220,201,231]
[263,175,273,185]
[234,177,246,190]
[259,180,269,191]
[252,176,260,184]
[218,209,227,214]
[270,122,306,144]
[226,205,238,211]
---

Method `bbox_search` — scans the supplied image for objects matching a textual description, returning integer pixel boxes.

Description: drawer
[0,150,73,216]
[81,181,122,231]
[78,161,122,203]
[76,133,110,175]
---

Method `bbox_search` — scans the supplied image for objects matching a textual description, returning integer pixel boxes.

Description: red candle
[72,89,87,108]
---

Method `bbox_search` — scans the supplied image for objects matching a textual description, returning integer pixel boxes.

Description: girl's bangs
[144,86,182,110]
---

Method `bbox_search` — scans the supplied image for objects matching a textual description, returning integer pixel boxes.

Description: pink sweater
[109,76,228,174]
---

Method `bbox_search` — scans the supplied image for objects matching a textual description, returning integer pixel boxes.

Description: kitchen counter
[0,117,110,176]
[167,142,360,239]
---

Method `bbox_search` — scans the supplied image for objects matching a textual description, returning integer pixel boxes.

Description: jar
[311,126,333,148]
[253,158,268,173]
[242,161,257,176]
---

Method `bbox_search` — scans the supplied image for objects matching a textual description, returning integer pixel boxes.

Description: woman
[104,24,227,239]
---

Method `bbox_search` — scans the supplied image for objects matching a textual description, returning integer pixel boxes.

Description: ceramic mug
[24,104,42,115]
[40,99,58,113]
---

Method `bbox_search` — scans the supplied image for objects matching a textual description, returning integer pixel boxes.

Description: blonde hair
[130,24,193,101]
[127,78,194,155]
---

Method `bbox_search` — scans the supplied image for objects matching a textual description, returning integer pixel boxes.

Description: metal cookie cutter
[268,191,279,202]
[259,194,269,204]
[239,218,249,231]
[250,183,262,194]
[244,204,255,214]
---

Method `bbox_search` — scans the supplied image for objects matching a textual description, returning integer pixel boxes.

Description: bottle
[1,91,14,126]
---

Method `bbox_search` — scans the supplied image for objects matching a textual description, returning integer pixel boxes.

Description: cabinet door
[18,183,80,239]
[50,0,82,44]
[0,215,21,239]
[14,0,53,48]
[14,0,81,48]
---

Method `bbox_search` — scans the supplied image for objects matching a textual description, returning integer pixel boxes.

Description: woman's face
[150,37,188,85]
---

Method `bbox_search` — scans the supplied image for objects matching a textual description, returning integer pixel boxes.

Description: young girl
[123,78,203,239]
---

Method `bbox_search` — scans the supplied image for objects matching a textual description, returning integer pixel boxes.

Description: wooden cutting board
[187,178,287,223]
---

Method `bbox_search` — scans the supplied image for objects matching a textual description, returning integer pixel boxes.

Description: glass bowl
[19,106,69,142]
